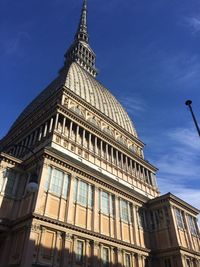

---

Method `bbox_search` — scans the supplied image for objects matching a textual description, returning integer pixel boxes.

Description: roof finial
[75,0,89,43]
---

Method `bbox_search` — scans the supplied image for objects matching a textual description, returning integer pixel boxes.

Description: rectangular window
[175,208,184,229]
[78,181,88,206]
[74,179,93,208]
[102,247,109,267]
[188,215,198,236]
[46,167,69,198]
[50,169,63,195]
[101,191,109,214]
[76,240,84,263]
[120,199,129,222]
[138,208,146,228]
[4,169,17,196]
[125,253,131,267]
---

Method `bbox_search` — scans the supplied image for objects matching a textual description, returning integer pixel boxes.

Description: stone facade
[0,1,199,267]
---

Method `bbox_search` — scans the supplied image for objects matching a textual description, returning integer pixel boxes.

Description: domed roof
[9,62,137,138]
[64,63,137,137]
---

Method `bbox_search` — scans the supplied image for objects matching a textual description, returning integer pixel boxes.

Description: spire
[63,0,98,77]
[75,0,89,43]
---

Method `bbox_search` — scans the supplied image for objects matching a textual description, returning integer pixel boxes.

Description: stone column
[69,121,73,139]
[82,129,86,147]
[62,117,66,134]
[63,233,73,267]
[76,124,80,143]
[114,196,121,239]
[49,117,54,133]
[89,133,92,151]
[93,241,99,267]
[55,113,59,130]
[115,248,123,267]
[93,186,99,232]
[43,122,48,137]
[66,175,75,224]
[132,205,140,245]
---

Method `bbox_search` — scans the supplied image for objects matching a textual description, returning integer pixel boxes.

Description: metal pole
[185,100,200,137]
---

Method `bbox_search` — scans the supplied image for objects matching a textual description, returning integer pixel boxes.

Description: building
[0,1,199,266]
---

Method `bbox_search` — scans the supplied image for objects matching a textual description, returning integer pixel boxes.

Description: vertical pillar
[49,117,54,133]
[66,175,75,224]
[114,196,121,239]
[93,241,99,267]
[116,248,123,267]
[43,122,48,137]
[63,233,73,267]
[62,117,66,134]
[69,121,73,139]
[93,186,99,232]
[132,205,140,245]
[89,133,92,151]
[95,137,98,154]
[85,240,90,267]
[55,113,59,130]
[82,129,86,147]
[76,124,80,143]
[106,144,109,161]
[110,246,115,267]
[100,140,103,157]
[111,147,114,164]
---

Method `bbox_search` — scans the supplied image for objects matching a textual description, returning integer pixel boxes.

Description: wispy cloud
[159,177,200,210]
[185,16,200,33]
[119,96,147,115]
[155,127,200,179]
[148,126,200,209]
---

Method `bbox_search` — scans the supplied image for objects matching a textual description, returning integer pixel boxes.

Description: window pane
[88,184,93,208]
[62,174,69,198]
[44,166,52,191]
[188,215,197,235]
[5,170,16,196]
[74,178,78,202]
[175,208,184,229]
[101,191,109,214]
[50,169,63,195]
[78,181,88,206]
[76,240,83,263]
[120,199,129,222]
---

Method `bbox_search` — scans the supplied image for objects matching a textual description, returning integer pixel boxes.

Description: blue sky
[0,0,200,209]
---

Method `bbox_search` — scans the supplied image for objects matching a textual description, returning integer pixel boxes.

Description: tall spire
[75,0,89,43]
[63,0,98,77]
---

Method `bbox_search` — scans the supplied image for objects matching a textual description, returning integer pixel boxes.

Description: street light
[0,144,39,193]
[185,100,200,137]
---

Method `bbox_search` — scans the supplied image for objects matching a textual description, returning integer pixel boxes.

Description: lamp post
[0,144,39,193]
[185,100,200,137]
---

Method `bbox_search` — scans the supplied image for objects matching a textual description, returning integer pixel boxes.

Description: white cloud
[185,16,200,33]
[120,96,147,115]
[154,127,200,179]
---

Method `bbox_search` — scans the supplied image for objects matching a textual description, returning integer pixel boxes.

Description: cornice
[0,152,23,166]
[148,193,200,214]
[32,212,151,253]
